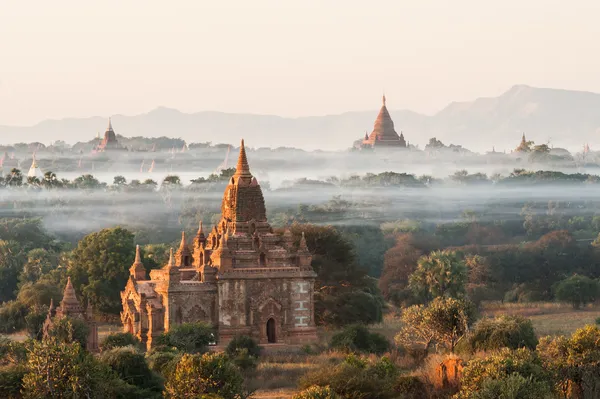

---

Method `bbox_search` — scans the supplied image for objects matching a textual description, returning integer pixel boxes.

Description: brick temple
[120,140,318,350]
[361,95,407,148]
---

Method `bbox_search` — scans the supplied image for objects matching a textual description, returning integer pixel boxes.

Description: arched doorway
[259,252,266,266]
[266,318,276,343]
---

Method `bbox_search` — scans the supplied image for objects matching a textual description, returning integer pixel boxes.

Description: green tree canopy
[69,227,136,314]
[409,250,468,302]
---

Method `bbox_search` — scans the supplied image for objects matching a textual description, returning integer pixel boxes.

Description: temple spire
[134,244,142,264]
[167,248,175,268]
[179,231,187,250]
[234,139,252,179]
[107,117,113,131]
[299,232,309,253]
[198,221,204,235]
[382,94,386,106]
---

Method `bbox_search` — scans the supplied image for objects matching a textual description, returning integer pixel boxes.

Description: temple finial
[108,117,113,131]
[198,221,204,234]
[134,245,142,264]
[167,248,175,267]
[382,93,386,106]
[234,139,252,179]
[299,231,309,252]
[179,231,187,249]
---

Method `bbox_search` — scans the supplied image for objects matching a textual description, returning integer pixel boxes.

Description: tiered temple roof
[362,95,407,148]
[96,118,126,152]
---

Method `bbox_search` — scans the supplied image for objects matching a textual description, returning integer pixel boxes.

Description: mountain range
[1,85,599,153]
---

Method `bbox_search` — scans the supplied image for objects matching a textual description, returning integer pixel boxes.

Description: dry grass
[481,301,600,336]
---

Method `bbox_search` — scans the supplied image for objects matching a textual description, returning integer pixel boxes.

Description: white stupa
[27,154,44,179]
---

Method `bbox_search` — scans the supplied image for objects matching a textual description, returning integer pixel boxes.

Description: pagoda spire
[166,248,175,268]
[197,221,204,235]
[382,94,386,106]
[179,231,187,250]
[107,117,113,131]
[234,139,252,179]
[299,232,310,253]
[130,245,146,280]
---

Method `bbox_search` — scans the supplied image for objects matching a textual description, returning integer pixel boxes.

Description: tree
[538,325,600,397]
[460,315,538,354]
[164,353,248,399]
[554,275,599,309]
[17,279,62,308]
[329,324,389,355]
[162,175,181,187]
[72,174,103,189]
[113,175,127,187]
[6,169,23,187]
[456,348,550,399]
[156,322,214,354]
[69,227,136,314]
[99,346,163,396]
[288,224,384,326]
[100,332,143,352]
[19,248,59,284]
[395,297,476,354]
[21,338,112,399]
[46,317,90,348]
[409,250,468,302]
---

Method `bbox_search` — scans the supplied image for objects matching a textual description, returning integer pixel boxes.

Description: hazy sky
[1,0,599,126]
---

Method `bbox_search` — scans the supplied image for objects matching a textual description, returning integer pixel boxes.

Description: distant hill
[1,85,599,152]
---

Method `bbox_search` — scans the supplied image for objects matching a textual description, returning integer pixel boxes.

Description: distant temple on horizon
[358,95,407,149]
[95,118,126,152]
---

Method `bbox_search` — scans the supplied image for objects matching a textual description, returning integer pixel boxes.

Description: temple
[95,118,126,152]
[120,140,318,350]
[43,277,99,352]
[27,154,43,179]
[361,95,407,148]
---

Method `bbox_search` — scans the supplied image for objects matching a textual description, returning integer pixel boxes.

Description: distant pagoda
[361,95,407,148]
[95,118,126,152]
[27,154,43,179]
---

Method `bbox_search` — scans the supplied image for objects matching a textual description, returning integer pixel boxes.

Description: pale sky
[1,0,599,126]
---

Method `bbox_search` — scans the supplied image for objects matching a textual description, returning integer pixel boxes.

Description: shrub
[225,336,261,371]
[456,348,551,398]
[0,339,27,366]
[99,346,163,395]
[330,324,390,355]
[146,348,180,376]
[468,373,554,399]
[299,354,399,399]
[293,385,340,399]
[459,315,538,354]
[226,335,261,358]
[24,306,48,340]
[554,275,599,309]
[164,353,249,399]
[46,316,89,348]
[537,325,600,398]
[0,365,25,399]
[0,301,28,334]
[596,316,600,326]
[155,322,214,353]
[394,375,427,399]
[100,332,143,351]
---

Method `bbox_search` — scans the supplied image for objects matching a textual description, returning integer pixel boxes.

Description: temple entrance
[126,318,133,334]
[266,318,276,343]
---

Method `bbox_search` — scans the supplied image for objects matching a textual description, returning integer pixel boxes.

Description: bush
[459,315,538,354]
[100,332,143,352]
[164,353,248,399]
[225,336,261,371]
[456,348,551,398]
[468,373,554,399]
[0,301,28,334]
[0,338,27,366]
[394,375,427,399]
[155,322,214,353]
[554,275,599,309]
[46,316,89,348]
[299,354,399,399]
[293,385,340,399]
[24,306,48,340]
[596,316,600,326]
[330,325,390,355]
[99,346,163,395]
[146,349,180,376]
[0,365,25,399]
